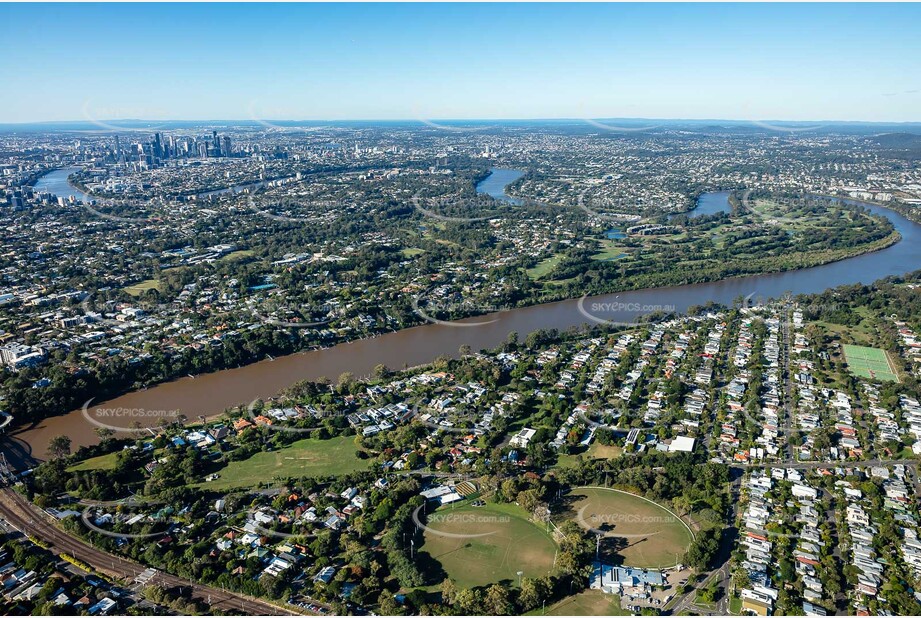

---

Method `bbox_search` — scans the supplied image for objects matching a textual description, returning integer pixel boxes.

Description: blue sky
[1,3,920,123]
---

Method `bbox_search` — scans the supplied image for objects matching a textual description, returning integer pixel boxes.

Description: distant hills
[874,132,921,149]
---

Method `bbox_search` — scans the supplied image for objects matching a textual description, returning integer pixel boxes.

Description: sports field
[419,502,557,589]
[193,435,367,490]
[843,344,898,382]
[564,487,693,569]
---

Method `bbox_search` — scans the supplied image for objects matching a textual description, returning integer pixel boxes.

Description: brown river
[5,193,921,466]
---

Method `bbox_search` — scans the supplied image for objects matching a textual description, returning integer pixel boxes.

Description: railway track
[0,487,298,615]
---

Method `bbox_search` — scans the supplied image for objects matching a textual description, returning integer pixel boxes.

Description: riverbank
[6,186,920,464]
[510,228,903,309]
[812,191,921,226]
[30,166,90,202]
[475,168,526,204]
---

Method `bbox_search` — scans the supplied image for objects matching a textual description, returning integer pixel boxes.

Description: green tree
[441,578,457,606]
[484,584,514,615]
[47,435,71,459]
[519,577,551,611]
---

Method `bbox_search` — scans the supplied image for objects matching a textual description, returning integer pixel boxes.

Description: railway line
[0,487,298,615]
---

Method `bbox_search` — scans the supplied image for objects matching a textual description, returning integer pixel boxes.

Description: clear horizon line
[3,116,921,127]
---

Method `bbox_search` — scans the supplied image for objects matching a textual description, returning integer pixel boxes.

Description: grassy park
[418,501,557,589]
[526,253,566,280]
[123,278,162,296]
[67,451,120,472]
[527,589,630,616]
[194,435,367,490]
[563,487,693,568]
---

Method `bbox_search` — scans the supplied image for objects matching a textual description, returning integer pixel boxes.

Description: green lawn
[542,275,579,287]
[67,451,120,472]
[527,590,629,616]
[590,239,629,262]
[418,501,557,589]
[193,435,367,490]
[843,344,899,382]
[221,249,256,262]
[816,321,874,345]
[400,247,425,257]
[526,254,565,280]
[123,278,162,296]
[553,453,584,470]
[562,487,694,568]
[555,442,623,469]
[586,442,623,459]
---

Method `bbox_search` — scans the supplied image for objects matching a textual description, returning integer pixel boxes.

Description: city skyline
[2,3,921,124]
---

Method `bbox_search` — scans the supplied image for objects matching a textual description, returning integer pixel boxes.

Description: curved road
[0,487,298,615]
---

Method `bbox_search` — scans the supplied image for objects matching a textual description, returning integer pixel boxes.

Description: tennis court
[843,344,898,382]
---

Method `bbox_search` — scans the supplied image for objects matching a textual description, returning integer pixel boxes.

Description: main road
[0,487,299,615]
[728,458,918,470]
[780,303,795,463]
